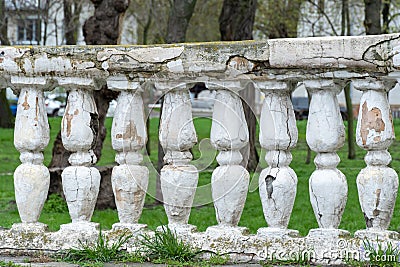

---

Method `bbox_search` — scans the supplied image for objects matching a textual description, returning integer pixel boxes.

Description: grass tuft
[139,226,200,262]
[60,228,132,264]
[362,238,400,266]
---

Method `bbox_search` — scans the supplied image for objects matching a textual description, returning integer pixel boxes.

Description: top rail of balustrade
[1,33,400,89]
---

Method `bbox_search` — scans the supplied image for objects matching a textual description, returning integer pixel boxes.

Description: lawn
[1,117,400,236]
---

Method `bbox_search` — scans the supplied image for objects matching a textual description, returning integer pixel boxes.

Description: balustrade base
[59,221,99,233]
[11,222,48,233]
[205,225,250,237]
[257,227,299,239]
[157,223,197,236]
[112,223,147,234]
[1,226,400,265]
[354,229,400,240]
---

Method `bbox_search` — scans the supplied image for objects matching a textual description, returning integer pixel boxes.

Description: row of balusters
[11,77,398,235]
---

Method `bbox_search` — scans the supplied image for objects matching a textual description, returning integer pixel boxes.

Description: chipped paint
[360,102,385,146]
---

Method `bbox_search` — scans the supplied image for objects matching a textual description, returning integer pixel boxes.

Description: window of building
[17,19,40,44]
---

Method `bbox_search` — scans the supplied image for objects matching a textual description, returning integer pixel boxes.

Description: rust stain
[34,96,39,121]
[22,93,30,110]
[373,189,381,216]
[389,112,395,134]
[133,190,144,203]
[228,56,251,71]
[64,106,78,137]
[360,102,385,146]
[116,189,122,202]
[115,121,142,144]
[0,58,3,63]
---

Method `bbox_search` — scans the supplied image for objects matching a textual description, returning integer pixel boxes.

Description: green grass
[1,117,400,236]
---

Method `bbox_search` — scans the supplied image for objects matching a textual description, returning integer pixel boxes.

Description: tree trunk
[64,0,82,45]
[344,84,356,159]
[219,0,258,172]
[219,0,257,41]
[0,0,12,128]
[166,0,197,43]
[342,0,356,160]
[382,0,390,34]
[0,89,13,128]
[364,0,382,34]
[0,0,10,45]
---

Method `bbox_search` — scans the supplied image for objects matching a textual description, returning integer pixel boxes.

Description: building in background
[3,0,137,46]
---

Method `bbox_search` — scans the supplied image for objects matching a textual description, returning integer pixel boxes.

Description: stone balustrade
[1,33,400,264]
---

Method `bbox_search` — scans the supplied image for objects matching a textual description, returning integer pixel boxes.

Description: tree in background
[49,0,129,169]
[0,0,13,129]
[255,0,303,39]
[63,0,83,45]
[219,0,258,172]
[364,0,382,34]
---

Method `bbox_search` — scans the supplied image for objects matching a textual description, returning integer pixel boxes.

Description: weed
[42,194,68,213]
[60,228,132,264]
[0,261,22,267]
[208,253,229,265]
[139,226,200,262]
[362,239,400,266]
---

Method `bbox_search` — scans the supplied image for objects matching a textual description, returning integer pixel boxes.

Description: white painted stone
[353,79,398,231]
[161,165,198,224]
[62,166,101,222]
[257,81,298,230]
[268,34,400,69]
[34,54,72,74]
[14,88,50,152]
[210,88,249,227]
[0,47,29,73]
[106,76,141,91]
[61,89,98,157]
[157,84,198,226]
[56,77,105,91]
[353,81,395,150]
[61,88,100,223]
[112,165,148,224]
[111,90,149,226]
[13,87,50,224]
[159,89,197,152]
[14,164,49,223]
[304,80,347,229]
[97,46,184,63]
[212,165,249,226]
[210,89,248,151]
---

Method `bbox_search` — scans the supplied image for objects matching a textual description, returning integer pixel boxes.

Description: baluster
[206,81,250,235]
[107,77,148,232]
[60,84,101,231]
[256,81,298,238]
[304,80,349,237]
[155,82,198,233]
[12,77,53,232]
[353,79,399,239]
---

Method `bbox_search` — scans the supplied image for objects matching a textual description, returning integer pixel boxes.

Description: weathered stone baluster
[156,82,198,233]
[353,79,399,239]
[60,86,101,231]
[107,77,148,232]
[206,81,249,234]
[304,80,348,236]
[12,77,53,231]
[256,81,298,238]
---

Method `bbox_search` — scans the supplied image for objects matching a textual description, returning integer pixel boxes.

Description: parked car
[292,97,348,120]
[45,94,66,116]
[8,98,17,116]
